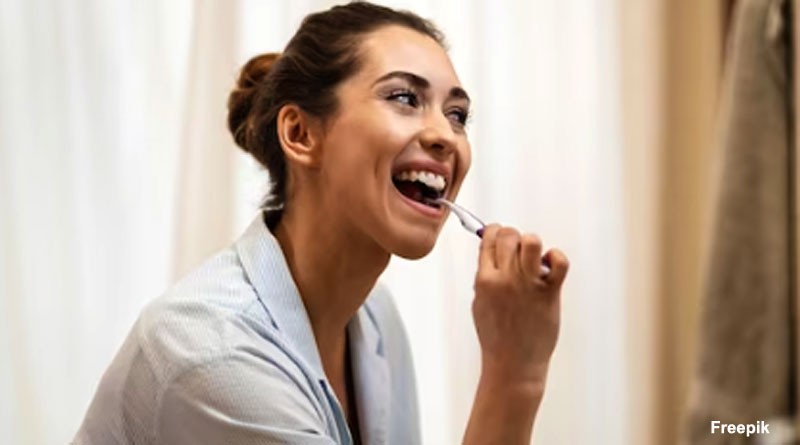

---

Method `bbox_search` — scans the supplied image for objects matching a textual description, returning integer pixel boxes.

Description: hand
[472,224,569,384]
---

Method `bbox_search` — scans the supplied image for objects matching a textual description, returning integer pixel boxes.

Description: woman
[74,2,569,444]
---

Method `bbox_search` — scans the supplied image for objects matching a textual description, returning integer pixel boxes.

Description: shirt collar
[234,212,387,378]
[234,212,324,376]
[348,303,391,443]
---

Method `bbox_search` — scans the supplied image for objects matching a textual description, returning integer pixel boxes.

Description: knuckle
[496,229,521,249]
[475,274,505,293]
[475,269,492,284]
[481,223,501,237]
[475,267,495,284]
[522,233,542,248]
[497,227,520,239]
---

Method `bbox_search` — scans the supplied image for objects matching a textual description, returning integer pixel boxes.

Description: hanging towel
[684,0,795,443]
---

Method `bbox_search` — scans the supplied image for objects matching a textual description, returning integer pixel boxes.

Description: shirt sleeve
[156,349,337,444]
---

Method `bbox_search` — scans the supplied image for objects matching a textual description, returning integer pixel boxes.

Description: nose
[419,111,457,157]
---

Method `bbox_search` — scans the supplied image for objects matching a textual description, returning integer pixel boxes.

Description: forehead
[352,25,462,89]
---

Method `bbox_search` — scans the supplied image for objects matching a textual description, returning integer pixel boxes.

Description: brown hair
[227,1,445,212]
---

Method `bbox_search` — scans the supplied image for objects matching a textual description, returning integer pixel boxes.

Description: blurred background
[1,0,797,444]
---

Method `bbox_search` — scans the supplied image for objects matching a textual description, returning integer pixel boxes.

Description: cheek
[366,112,417,157]
[345,108,409,150]
[323,119,404,200]
[462,144,472,173]
[454,143,472,189]
[334,114,412,175]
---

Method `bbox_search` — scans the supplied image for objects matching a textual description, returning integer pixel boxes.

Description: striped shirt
[73,213,421,444]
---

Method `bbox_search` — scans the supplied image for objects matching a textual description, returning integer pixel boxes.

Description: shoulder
[142,248,333,440]
[156,348,331,443]
[135,246,278,384]
[76,246,328,443]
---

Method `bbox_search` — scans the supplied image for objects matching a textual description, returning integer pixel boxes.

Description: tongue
[395,180,425,202]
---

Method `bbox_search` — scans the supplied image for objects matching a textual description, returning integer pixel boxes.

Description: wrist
[465,362,547,445]
[480,360,549,388]
[478,364,548,400]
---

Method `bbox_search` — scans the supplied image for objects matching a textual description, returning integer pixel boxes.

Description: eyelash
[447,108,471,127]
[387,88,420,107]
[386,88,470,128]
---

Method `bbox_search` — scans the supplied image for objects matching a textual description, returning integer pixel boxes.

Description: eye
[447,107,470,127]
[387,88,420,107]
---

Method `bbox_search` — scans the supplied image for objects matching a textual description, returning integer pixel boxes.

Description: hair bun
[227,52,281,152]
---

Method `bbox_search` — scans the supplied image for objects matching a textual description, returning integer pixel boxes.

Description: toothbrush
[429,196,551,277]
[429,197,487,238]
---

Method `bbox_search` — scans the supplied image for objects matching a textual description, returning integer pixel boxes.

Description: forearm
[464,225,567,444]
[462,369,546,445]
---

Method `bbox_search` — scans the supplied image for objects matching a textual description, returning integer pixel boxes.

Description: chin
[389,230,439,260]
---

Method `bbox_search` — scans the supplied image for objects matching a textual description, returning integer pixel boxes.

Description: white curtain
[0,1,632,443]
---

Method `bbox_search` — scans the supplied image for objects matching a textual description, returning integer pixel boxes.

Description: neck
[272,197,391,376]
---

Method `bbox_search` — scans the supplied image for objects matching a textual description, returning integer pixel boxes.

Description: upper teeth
[394,170,447,192]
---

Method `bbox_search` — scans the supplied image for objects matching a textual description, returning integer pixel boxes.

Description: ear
[276,104,323,168]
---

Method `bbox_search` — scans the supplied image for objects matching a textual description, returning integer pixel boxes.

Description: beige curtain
[659,1,723,443]
[618,1,723,443]
[625,0,800,443]
[795,0,800,437]
[684,0,796,443]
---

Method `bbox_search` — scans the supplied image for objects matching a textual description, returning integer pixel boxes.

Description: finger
[519,233,543,280]
[541,248,569,285]
[495,227,521,272]
[478,224,502,270]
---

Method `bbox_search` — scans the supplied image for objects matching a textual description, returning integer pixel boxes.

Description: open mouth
[391,170,446,209]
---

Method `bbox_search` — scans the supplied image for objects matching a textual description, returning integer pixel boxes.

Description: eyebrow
[373,70,471,104]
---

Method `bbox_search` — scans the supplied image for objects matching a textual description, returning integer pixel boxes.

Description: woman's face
[319,25,472,259]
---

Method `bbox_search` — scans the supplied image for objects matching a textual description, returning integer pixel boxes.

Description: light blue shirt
[74,213,421,444]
